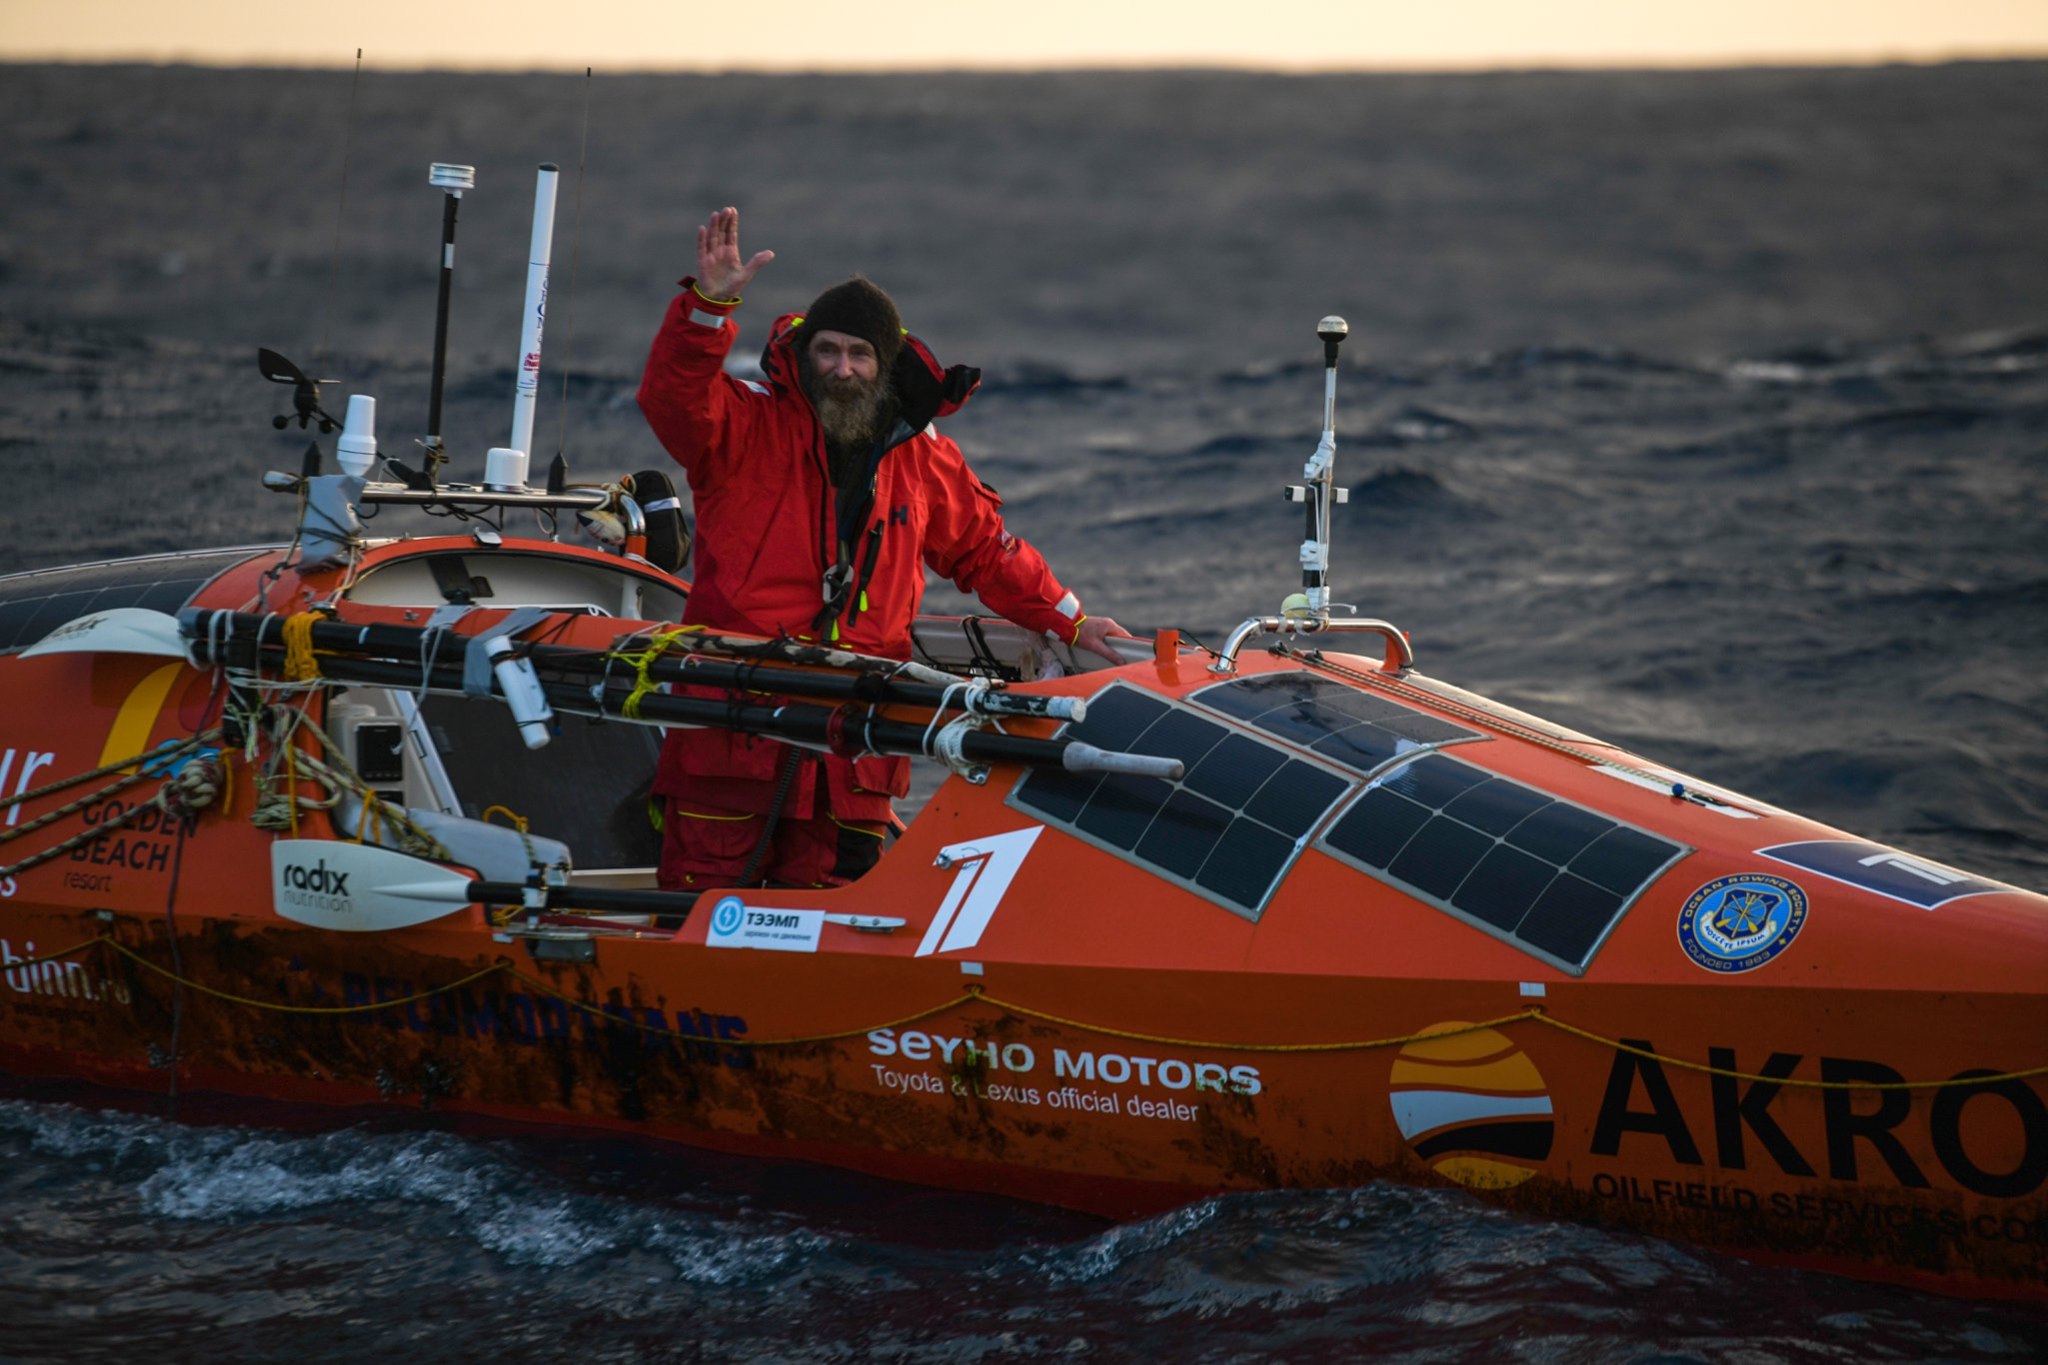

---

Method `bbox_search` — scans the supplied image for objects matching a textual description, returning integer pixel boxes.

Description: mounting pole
[1296,315,1350,620]
[423,162,476,487]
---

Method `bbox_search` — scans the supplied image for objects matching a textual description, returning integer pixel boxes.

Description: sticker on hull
[1676,873,1808,973]
[1390,1024,1555,1189]
[1757,840,2006,910]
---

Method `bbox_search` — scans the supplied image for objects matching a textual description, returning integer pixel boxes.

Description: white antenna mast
[489,163,559,491]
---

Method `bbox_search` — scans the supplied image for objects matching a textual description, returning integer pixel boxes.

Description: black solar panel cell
[1518,873,1627,963]
[1196,819,1295,910]
[1378,754,1490,808]
[1504,800,1612,864]
[1194,672,1308,721]
[1569,825,1682,897]
[1183,732,1287,807]
[1135,789,1235,878]
[1387,815,1496,900]
[1075,772,1173,851]
[1244,760,1349,838]
[1450,844,1558,930]
[1306,723,1401,772]
[1442,778,1554,837]
[1324,786,1432,868]
[1132,709,1229,771]
[0,549,264,652]
[1013,766,1102,825]
[1067,685,1169,750]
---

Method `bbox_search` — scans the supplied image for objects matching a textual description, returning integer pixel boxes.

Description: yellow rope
[281,611,324,682]
[0,937,104,969]
[96,937,504,1015]
[969,987,1540,1055]
[612,625,699,720]
[22,935,2043,1092]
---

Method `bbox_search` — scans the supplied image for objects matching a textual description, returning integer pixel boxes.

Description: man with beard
[638,206,1131,893]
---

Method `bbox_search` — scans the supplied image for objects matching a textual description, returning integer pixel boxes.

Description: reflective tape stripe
[1054,592,1081,620]
[642,497,681,513]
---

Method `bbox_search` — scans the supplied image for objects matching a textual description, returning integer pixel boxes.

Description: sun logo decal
[1389,1024,1555,1190]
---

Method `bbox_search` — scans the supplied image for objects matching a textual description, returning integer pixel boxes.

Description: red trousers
[657,795,885,891]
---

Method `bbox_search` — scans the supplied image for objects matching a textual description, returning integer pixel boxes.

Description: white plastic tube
[507,163,560,464]
[485,635,554,750]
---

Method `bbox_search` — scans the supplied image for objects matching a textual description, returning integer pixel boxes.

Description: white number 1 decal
[916,827,1044,957]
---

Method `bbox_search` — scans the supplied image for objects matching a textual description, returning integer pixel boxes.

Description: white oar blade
[270,839,475,932]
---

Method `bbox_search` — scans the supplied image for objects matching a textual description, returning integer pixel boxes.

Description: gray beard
[807,371,888,449]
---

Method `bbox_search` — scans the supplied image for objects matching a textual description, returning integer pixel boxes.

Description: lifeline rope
[16,935,2042,1092]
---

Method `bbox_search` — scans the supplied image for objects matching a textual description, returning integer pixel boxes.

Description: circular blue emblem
[1677,873,1808,973]
[711,896,745,936]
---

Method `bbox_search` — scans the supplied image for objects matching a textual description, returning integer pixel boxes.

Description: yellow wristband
[691,281,742,307]
[1068,614,1089,645]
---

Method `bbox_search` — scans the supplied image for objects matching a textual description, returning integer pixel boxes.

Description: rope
[38,934,2043,1091]
[481,804,539,870]
[611,625,699,720]
[0,751,227,879]
[281,611,324,682]
[97,937,506,1015]
[0,732,216,821]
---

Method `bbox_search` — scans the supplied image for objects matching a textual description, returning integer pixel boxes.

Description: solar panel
[1321,753,1687,974]
[1192,672,1482,778]
[1010,682,1358,920]
[0,549,266,654]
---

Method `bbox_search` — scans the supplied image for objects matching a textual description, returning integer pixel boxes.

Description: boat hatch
[1008,682,1361,921]
[1320,753,1690,975]
[334,686,662,875]
[346,549,688,620]
[0,548,268,654]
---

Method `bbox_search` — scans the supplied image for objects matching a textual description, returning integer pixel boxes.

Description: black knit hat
[801,276,904,374]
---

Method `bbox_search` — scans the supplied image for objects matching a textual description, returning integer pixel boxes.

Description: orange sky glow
[3,0,2046,71]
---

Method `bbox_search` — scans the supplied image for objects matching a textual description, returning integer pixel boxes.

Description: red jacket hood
[760,311,984,425]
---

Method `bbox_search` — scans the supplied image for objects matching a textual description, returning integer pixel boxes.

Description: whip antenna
[422,161,476,488]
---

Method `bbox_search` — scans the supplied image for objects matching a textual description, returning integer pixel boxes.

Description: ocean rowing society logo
[1677,873,1808,973]
[1389,1024,1555,1190]
[711,897,745,936]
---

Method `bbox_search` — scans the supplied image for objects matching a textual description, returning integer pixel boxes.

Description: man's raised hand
[695,206,774,301]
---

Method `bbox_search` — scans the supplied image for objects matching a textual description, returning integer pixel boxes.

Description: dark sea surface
[1,62,2045,1360]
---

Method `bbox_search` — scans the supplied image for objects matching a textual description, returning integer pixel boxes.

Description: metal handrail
[1207,615,1413,675]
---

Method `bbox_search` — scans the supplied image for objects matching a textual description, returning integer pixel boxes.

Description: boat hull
[2,897,2042,1301]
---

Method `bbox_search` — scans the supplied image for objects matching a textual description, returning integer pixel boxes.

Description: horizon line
[4,48,2044,77]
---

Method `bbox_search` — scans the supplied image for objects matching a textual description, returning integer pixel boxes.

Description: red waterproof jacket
[638,283,1087,820]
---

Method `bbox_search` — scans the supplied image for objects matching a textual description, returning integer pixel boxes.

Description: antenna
[502,163,560,489]
[1286,315,1351,621]
[420,161,475,489]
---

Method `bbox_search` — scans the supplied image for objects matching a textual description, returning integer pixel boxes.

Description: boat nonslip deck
[1,166,2042,1304]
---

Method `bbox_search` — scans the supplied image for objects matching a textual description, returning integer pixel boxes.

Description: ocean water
[0,62,2044,1358]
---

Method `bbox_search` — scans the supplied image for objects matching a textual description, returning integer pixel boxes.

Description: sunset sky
[3,0,2045,71]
